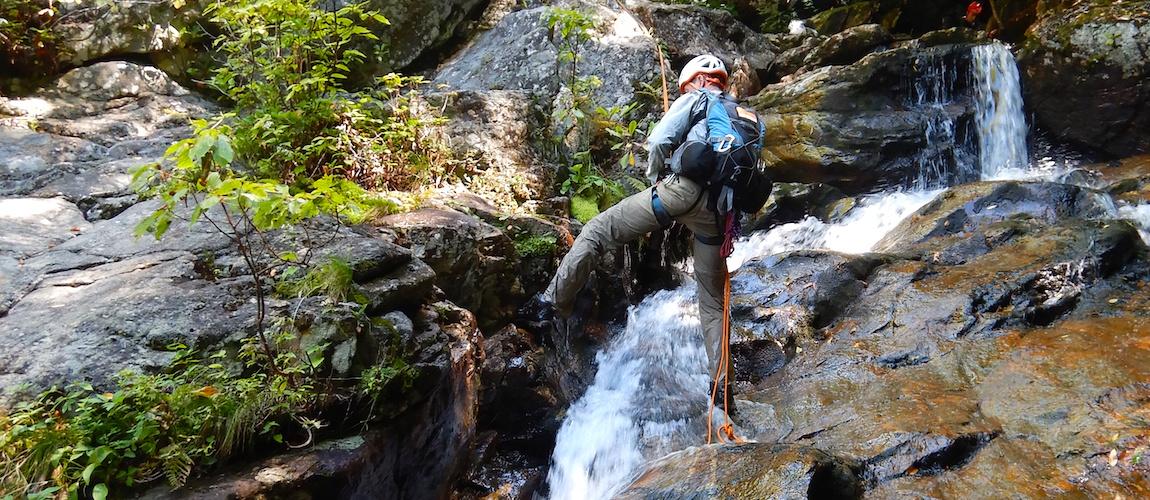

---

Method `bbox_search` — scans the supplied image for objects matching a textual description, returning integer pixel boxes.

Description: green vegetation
[0,340,366,498]
[0,1,453,497]
[0,0,69,81]
[513,234,558,258]
[544,7,646,222]
[276,256,363,304]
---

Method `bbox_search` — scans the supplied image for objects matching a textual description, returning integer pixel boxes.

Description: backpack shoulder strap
[686,90,712,129]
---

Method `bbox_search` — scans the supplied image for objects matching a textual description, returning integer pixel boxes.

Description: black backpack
[671,91,772,215]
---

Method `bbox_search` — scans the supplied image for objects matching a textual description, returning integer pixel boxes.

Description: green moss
[514,234,558,258]
[570,194,600,223]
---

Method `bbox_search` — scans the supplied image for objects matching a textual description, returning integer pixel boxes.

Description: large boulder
[1018,0,1150,157]
[0,199,439,405]
[751,41,983,193]
[145,301,482,500]
[376,207,522,331]
[0,0,204,84]
[618,443,862,499]
[0,61,216,215]
[729,180,1150,497]
[434,3,661,111]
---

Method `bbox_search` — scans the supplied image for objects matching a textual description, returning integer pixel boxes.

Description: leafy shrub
[0,0,68,82]
[0,346,319,498]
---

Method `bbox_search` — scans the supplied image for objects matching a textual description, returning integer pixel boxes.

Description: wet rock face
[729,180,1150,497]
[617,443,863,499]
[874,180,1117,253]
[1019,0,1150,157]
[753,41,982,193]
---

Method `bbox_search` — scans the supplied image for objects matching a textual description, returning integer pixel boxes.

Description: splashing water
[546,288,710,500]
[1118,203,1150,244]
[973,43,1029,180]
[728,190,941,270]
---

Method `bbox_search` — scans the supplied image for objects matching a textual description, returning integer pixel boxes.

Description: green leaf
[82,463,98,484]
[188,133,214,163]
[212,135,234,165]
[91,445,113,465]
[92,483,109,500]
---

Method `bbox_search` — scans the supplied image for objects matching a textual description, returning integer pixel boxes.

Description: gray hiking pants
[545,175,731,382]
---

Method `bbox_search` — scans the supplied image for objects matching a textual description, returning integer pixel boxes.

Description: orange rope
[706,269,744,445]
[657,47,670,112]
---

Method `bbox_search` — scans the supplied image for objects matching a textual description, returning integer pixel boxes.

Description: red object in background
[966,1,984,23]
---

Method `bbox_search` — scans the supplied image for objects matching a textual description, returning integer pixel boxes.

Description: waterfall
[544,191,937,498]
[1118,203,1150,244]
[546,288,710,500]
[907,50,977,189]
[972,43,1029,180]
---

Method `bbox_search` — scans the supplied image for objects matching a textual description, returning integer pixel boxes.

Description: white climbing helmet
[677,54,728,92]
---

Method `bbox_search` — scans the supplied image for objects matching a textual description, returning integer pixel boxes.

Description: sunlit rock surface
[1019,0,1150,157]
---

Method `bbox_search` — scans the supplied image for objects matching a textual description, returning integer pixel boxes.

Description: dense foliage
[1,0,444,497]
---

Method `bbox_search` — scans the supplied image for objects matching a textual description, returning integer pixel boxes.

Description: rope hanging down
[706,267,745,445]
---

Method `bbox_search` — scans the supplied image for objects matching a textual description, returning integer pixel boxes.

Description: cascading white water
[546,288,710,499]
[1118,204,1150,244]
[546,42,1039,500]
[544,192,938,498]
[973,43,1029,180]
[907,51,976,189]
[728,190,941,271]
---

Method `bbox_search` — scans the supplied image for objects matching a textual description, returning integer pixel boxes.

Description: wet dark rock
[617,443,863,499]
[874,181,1117,253]
[733,190,1150,497]
[475,324,561,473]
[809,1,880,36]
[733,250,889,338]
[376,207,520,330]
[803,24,892,69]
[752,42,981,193]
[749,181,847,230]
[1019,0,1150,157]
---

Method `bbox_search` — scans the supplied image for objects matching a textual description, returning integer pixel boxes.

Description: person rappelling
[527,54,771,433]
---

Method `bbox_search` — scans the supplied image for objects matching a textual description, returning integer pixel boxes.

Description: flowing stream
[543,42,1141,499]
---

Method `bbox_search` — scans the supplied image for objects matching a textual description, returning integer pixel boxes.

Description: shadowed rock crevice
[907,432,998,476]
[807,460,864,500]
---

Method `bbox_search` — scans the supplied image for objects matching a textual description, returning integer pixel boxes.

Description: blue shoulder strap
[704,91,741,152]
